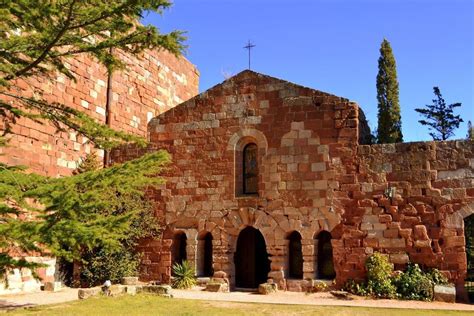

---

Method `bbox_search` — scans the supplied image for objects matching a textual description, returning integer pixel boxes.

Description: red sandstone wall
[110,71,473,299]
[0,49,198,176]
[111,70,362,286]
[337,140,474,299]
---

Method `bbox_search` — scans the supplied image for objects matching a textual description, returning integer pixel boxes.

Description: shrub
[426,268,449,286]
[365,253,397,298]
[345,253,449,301]
[343,279,368,296]
[307,280,329,293]
[80,247,140,287]
[172,260,197,289]
[392,263,434,301]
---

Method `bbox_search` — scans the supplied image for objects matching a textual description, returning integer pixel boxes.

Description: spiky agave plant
[172,260,196,289]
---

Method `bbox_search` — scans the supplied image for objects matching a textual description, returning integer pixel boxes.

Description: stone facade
[0,257,56,295]
[0,49,198,176]
[111,70,474,299]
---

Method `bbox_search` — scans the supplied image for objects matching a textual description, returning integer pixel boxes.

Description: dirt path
[0,288,78,311]
[1,286,473,312]
[171,287,474,311]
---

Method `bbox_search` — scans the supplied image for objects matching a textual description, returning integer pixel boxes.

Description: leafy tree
[376,39,403,143]
[0,0,183,282]
[467,121,474,140]
[415,87,463,141]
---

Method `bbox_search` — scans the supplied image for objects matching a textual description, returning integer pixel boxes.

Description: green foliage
[347,253,450,301]
[365,253,397,298]
[74,152,102,175]
[172,260,196,289]
[415,87,463,141]
[0,0,184,150]
[0,0,182,282]
[343,279,368,296]
[80,247,140,287]
[376,39,403,144]
[392,263,434,301]
[0,151,170,280]
[426,268,449,286]
[79,190,161,287]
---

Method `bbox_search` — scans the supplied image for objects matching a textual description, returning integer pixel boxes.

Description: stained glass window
[243,143,258,194]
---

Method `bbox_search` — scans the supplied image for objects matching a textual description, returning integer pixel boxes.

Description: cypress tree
[376,39,403,143]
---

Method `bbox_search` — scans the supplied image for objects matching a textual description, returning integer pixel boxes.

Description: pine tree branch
[3,0,77,81]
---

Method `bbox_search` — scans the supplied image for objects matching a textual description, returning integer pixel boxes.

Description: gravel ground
[0,288,79,311]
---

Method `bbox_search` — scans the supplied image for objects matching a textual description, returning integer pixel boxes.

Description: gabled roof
[201,69,350,101]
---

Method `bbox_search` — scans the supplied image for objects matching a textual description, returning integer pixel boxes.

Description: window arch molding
[227,128,268,152]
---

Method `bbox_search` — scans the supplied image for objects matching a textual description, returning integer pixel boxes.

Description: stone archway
[288,231,303,279]
[234,226,270,288]
[465,213,474,302]
[171,231,187,267]
[197,232,213,277]
[316,231,335,280]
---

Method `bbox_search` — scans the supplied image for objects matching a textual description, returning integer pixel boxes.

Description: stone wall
[0,257,56,295]
[336,140,474,298]
[0,49,198,176]
[110,71,473,299]
[111,70,365,289]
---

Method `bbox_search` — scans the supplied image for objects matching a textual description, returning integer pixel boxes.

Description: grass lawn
[6,295,473,316]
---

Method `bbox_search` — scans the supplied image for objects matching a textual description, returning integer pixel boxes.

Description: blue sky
[143,0,473,142]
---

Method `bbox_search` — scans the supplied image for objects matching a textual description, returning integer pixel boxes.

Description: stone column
[267,240,287,290]
[184,229,198,274]
[302,238,316,279]
[313,239,319,279]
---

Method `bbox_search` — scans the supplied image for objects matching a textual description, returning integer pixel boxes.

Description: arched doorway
[234,226,270,288]
[172,231,187,267]
[465,214,474,302]
[197,232,213,277]
[288,231,303,279]
[317,231,336,280]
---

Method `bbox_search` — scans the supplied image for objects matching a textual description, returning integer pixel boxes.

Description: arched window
[243,143,258,194]
[317,231,335,279]
[172,232,187,267]
[288,231,303,279]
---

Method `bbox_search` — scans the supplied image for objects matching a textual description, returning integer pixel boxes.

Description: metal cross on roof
[243,40,256,70]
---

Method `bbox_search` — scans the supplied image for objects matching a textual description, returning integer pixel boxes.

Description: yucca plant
[172,260,197,289]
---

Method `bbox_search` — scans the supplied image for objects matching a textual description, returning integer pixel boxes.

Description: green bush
[365,253,397,298]
[426,268,449,286]
[343,279,368,296]
[75,193,161,287]
[172,260,197,289]
[80,247,140,287]
[344,254,450,301]
[392,263,434,301]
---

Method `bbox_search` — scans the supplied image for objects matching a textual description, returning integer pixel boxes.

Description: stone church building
[111,70,474,299]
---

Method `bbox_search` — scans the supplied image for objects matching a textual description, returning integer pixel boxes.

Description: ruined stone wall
[0,49,198,176]
[336,140,474,298]
[111,70,362,289]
